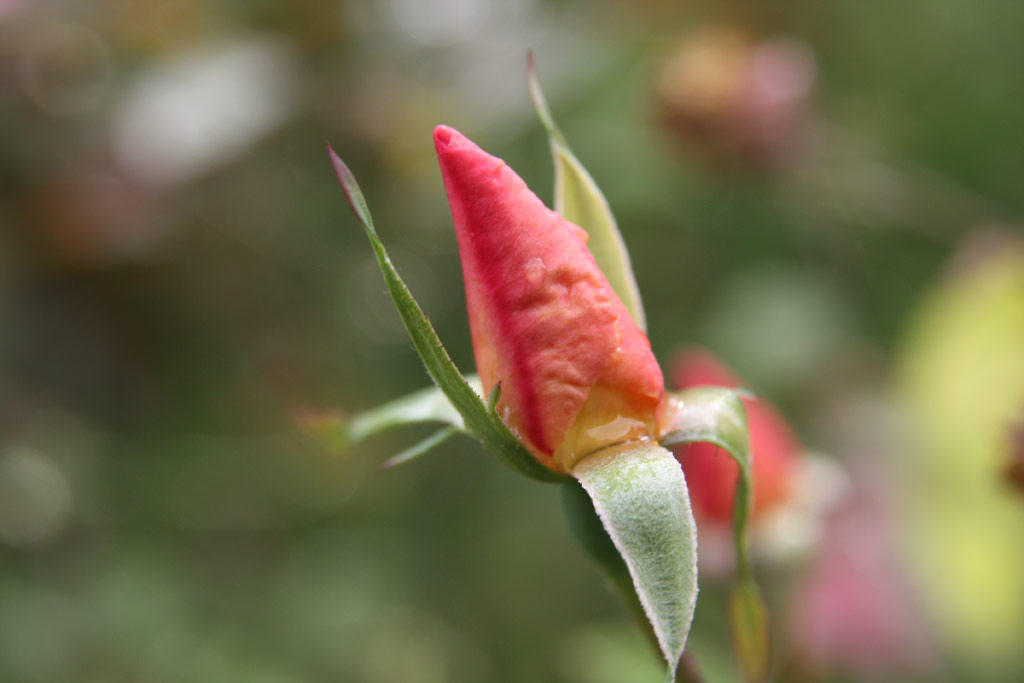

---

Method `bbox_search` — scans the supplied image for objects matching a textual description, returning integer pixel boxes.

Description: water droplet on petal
[523,257,545,288]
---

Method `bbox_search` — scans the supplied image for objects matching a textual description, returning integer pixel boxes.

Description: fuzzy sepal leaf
[561,480,630,585]
[659,387,753,569]
[659,387,771,681]
[571,442,698,679]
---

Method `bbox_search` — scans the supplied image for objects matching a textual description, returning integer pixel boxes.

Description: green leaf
[729,579,771,683]
[572,442,698,678]
[348,376,483,443]
[563,482,709,683]
[561,480,631,585]
[329,147,566,483]
[659,387,772,681]
[298,380,479,467]
[658,387,753,571]
[527,53,646,332]
[380,426,460,470]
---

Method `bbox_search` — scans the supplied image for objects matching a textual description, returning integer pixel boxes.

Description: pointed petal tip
[433,125,483,157]
[433,124,454,147]
[433,125,462,155]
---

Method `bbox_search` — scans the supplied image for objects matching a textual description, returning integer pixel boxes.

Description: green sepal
[658,387,754,571]
[348,377,481,443]
[329,148,566,483]
[562,481,630,582]
[527,53,647,332]
[729,578,771,683]
[299,379,478,467]
[571,442,699,680]
[380,426,460,470]
[659,387,772,681]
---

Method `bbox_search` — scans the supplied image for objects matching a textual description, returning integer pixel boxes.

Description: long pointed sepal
[527,52,647,331]
[571,442,699,679]
[329,146,566,483]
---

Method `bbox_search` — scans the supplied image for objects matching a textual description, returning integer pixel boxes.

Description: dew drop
[523,257,545,288]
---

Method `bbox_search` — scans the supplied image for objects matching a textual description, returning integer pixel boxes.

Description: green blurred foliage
[1,0,1022,681]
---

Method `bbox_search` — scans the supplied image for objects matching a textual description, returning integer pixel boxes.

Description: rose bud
[434,125,664,473]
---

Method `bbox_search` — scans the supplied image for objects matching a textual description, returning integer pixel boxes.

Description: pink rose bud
[434,125,664,473]
[671,348,797,521]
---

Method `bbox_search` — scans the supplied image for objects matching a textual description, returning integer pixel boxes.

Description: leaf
[380,426,460,470]
[563,482,709,683]
[298,380,479,468]
[527,53,647,332]
[561,480,631,584]
[348,376,483,443]
[572,442,698,678]
[659,387,773,681]
[329,147,566,483]
[729,579,771,683]
[659,387,753,570]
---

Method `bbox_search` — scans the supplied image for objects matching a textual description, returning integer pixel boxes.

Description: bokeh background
[2,0,1023,681]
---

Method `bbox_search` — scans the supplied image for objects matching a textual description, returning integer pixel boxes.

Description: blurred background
[1,0,1022,681]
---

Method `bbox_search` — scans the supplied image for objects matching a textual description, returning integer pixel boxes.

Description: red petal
[435,126,662,466]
